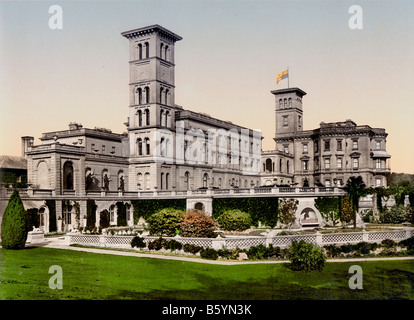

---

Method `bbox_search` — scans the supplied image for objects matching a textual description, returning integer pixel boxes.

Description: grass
[1,247,413,300]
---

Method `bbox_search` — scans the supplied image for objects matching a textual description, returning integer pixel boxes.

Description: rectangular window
[337,158,342,169]
[283,145,289,154]
[324,158,330,169]
[325,179,331,187]
[337,140,342,151]
[376,141,381,150]
[314,141,319,153]
[376,159,381,169]
[352,139,358,150]
[102,145,106,153]
[91,143,95,152]
[376,178,381,187]
[353,158,359,169]
[283,116,288,126]
[324,140,330,151]
[303,144,308,153]
[303,160,308,171]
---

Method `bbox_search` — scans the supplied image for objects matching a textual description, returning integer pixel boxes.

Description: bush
[381,239,396,248]
[278,199,299,227]
[217,209,252,231]
[200,248,218,260]
[217,248,243,260]
[289,241,326,272]
[165,239,183,251]
[147,208,184,237]
[380,204,409,224]
[324,245,342,258]
[179,210,218,238]
[355,241,374,255]
[1,191,28,249]
[183,244,203,254]
[131,236,146,249]
[148,237,167,250]
[399,236,414,254]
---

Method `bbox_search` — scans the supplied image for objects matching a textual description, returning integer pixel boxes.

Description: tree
[147,208,184,236]
[1,190,28,249]
[278,198,298,227]
[343,176,368,228]
[179,210,218,238]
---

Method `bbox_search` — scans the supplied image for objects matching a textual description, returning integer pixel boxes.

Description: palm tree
[344,176,368,228]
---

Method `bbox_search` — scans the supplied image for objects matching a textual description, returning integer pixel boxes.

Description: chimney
[21,136,34,158]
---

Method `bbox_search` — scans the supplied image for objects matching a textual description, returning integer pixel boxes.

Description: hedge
[212,197,279,227]
[131,199,186,223]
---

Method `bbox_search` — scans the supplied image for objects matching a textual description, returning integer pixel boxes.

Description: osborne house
[0,25,391,233]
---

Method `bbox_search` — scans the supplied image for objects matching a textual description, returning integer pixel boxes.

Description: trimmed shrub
[179,210,218,238]
[217,209,252,231]
[183,244,203,254]
[148,237,167,250]
[131,199,187,223]
[355,241,374,255]
[289,241,326,272]
[381,239,396,248]
[324,245,342,258]
[1,191,28,249]
[147,208,184,237]
[200,248,218,260]
[131,236,146,249]
[165,239,183,251]
[399,236,414,254]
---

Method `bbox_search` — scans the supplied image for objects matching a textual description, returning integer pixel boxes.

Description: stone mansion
[0,25,391,232]
[19,24,390,195]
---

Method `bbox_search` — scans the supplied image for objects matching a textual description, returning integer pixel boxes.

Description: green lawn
[0,247,413,300]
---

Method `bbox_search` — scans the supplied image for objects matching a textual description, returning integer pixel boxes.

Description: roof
[371,150,391,158]
[0,156,27,170]
[121,25,183,42]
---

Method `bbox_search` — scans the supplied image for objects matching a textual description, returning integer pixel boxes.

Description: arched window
[137,138,143,155]
[145,87,150,104]
[145,109,150,125]
[184,171,190,190]
[265,158,272,172]
[218,178,222,189]
[145,137,150,155]
[109,205,115,223]
[165,173,169,190]
[160,43,164,59]
[284,98,287,108]
[136,87,142,105]
[203,173,209,188]
[137,110,142,127]
[137,173,142,190]
[279,99,283,109]
[165,45,168,61]
[144,172,150,190]
[160,172,164,190]
[137,44,142,60]
[279,158,283,172]
[160,137,165,156]
[288,97,292,107]
[63,161,74,190]
[160,109,164,126]
[287,160,290,173]
[160,88,164,105]
[144,42,149,58]
[165,89,169,105]
[165,110,169,127]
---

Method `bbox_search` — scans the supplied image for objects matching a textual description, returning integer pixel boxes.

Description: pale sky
[1,0,413,173]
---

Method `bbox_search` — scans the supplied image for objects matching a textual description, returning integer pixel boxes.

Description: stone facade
[261,88,391,188]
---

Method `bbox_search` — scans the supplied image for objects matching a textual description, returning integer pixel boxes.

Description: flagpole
[287,66,289,88]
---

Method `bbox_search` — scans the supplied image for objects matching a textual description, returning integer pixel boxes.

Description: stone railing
[0,186,345,199]
[65,228,414,251]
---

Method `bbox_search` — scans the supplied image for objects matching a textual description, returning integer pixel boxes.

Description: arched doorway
[63,162,74,190]
[194,202,204,211]
[300,208,319,226]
